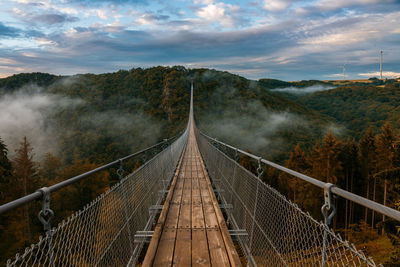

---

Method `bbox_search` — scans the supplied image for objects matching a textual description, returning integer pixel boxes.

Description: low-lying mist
[0,81,161,161]
[195,81,320,159]
[0,86,82,158]
[199,100,310,156]
[272,85,336,94]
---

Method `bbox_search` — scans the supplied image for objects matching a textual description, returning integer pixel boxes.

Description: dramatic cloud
[0,0,399,80]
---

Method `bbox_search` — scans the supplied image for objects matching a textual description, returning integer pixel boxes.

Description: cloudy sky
[0,0,399,81]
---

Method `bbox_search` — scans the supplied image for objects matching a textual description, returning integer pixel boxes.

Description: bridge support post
[248,158,264,253]
[321,183,336,267]
[37,187,55,267]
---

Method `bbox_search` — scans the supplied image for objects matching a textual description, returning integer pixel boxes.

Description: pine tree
[12,136,38,244]
[39,153,63,185]
[309,132,342,227]
[375,122,396,233]
[282,144,311,202]
[358,127,376,225]
[341,139,358,232]
[311,132,342,184]
[0,137,12,202]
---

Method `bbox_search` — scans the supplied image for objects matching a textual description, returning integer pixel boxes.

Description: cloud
[314,0,397,11]
[358,71,400,78]
[262,0,292,11]
[66,0,147,4]
[0,22,21,37]
[34,13,79,24]
[0,0,399,80]
[136,12,170,26]
[12,6,80,25]
[195,2,241,28]
[271,85,337,94]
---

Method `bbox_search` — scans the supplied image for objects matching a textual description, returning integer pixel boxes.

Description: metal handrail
[0,134,181,215]
[200,131,400,222]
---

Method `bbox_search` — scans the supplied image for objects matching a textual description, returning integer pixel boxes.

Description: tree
[311,132,342,184]
[39,153,63,186]
[0,137,13,263]
[0,137,12,202]
[11,136,38,244]
[56,158,110,217]
[341,138,358,231]
[358,127,376,225]
[310,133,342,227]
[375,122,396,233]
[281,144,311,202]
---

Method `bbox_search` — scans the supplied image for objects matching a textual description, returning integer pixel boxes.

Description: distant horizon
[1,66,398,83]
[0,0,399,81]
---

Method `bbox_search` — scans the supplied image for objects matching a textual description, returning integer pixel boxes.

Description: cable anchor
[38,187,54,232]
[257,157,264,178]
[234,148,239,162]
[321,183,336,226]
[37,187,55,266]
[117,159,124,180]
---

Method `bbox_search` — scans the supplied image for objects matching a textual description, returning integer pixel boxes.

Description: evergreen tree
[375,122,397,233]
[340,138,358,230]
[11,136,38,244]
[282,144,311,202]
[0,137,12,202]
[311,132,342,184]
[309,133,342,226]
[39,153,63,185]
[358,127,376,225]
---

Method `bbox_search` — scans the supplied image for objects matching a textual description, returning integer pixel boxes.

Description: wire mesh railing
[196,129,380,267]
[5,129,188,267]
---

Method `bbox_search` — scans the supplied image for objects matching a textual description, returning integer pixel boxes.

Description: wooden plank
[191,178,210,266]
[191,180,204,229]
[153,227,177,267]
[192,229,211,267]
[178,178,192,229]
[206,228,231,267]
[173,229,192,266]
[174,158,193,266]
[153,199,182,266]
[153,165,185,266]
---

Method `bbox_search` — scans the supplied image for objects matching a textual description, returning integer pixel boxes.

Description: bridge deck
[142,121,241,266]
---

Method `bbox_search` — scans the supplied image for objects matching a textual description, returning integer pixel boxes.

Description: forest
[1,66,400,264]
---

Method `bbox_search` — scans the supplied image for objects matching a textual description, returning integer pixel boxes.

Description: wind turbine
[379,50,383,79]
[376,47,392,79]
[337,63,346,80]
[342,64,346,80]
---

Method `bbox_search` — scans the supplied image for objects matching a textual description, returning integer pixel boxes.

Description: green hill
[0,67,335,163]
[295,82,400,139]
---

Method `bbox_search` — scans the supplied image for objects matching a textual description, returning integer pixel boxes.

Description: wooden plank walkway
[142,115,241,266]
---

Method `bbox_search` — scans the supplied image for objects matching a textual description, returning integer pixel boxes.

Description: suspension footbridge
[1,82,400,266]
